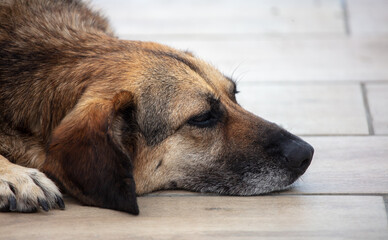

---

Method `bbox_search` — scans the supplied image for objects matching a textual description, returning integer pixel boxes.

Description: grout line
[299,134,388,137]
[383,196,388,223]
[143,192,388,198]
[297,134,380,137]
[340,0,351,36]
[120,33,349,41]
[276,193,387,196]
[361,83,375,135]
[236,80,388,85]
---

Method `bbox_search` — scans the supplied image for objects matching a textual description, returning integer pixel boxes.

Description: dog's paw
[0,164,65,212]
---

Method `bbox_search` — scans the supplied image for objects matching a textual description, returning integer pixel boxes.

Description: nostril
[283,155,311,172]
[299,158,310,169]
[284,156,310,169]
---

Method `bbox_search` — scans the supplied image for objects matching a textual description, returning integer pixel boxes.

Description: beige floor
[1,0,388,239]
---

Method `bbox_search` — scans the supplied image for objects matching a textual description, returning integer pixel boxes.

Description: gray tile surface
[130,38,388,82]
[236,83,369,135]
[93,0,345,35]
[348,0,388,35]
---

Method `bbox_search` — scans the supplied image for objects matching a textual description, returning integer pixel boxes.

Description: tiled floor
[236,83,369,135]
[2,0,388,239]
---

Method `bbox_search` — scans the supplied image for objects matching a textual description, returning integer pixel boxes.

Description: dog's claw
[38,198,49,211]
[8,195,17,211]
[56,195,65,210]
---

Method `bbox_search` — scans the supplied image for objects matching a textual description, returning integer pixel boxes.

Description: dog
[0,0,314,215]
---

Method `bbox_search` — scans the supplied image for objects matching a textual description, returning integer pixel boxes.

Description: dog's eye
[188,111,218,128]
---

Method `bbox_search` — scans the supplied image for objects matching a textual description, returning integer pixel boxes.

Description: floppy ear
[43,91,139,214]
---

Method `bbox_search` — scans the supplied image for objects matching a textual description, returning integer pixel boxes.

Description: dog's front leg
[0,155,64,212]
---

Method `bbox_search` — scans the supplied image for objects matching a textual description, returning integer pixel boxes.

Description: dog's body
[0,0,313,214]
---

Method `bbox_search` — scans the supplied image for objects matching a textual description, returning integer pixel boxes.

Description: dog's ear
[43,91,139,215]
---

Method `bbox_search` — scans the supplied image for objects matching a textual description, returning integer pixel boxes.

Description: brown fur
[0,0,313,214]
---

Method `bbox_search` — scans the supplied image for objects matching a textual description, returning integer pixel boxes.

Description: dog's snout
[282,140,314,172]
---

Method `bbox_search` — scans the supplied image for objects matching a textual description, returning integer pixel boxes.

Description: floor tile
[287,136,388,194]
[366,83,388,134]
[347,0,388,35]
[93,0,345,35]
[1,196,387,239]
[124,38,388,82]
[236,83,369,135]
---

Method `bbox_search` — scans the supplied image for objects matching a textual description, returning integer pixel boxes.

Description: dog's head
[44,41,313,214]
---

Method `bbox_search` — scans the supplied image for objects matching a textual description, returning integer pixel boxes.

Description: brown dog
[0,0,313,214]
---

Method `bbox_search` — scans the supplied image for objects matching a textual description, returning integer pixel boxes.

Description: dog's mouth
[170,157,310,196]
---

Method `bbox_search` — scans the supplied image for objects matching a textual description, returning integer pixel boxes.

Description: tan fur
[0,0,313,214]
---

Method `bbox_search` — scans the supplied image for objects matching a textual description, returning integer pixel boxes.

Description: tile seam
[361,83,375,135]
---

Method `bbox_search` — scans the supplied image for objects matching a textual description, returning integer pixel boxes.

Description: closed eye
[187,97,223,128]
[187,110,218,128]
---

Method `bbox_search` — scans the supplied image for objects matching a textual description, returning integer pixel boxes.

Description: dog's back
[0,0,115,140]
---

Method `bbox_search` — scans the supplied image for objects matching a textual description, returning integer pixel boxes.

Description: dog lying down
[0,0,314,215]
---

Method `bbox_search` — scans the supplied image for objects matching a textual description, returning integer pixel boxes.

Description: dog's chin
[177,168,302,196]
[225,171,300,196]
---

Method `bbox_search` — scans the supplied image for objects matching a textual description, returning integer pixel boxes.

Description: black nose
[282,139,314,172]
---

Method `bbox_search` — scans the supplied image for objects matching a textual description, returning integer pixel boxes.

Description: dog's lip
[291,158,311,174]
[264,177,300,194]
[284,172,305,189]
[288,165,310,177]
